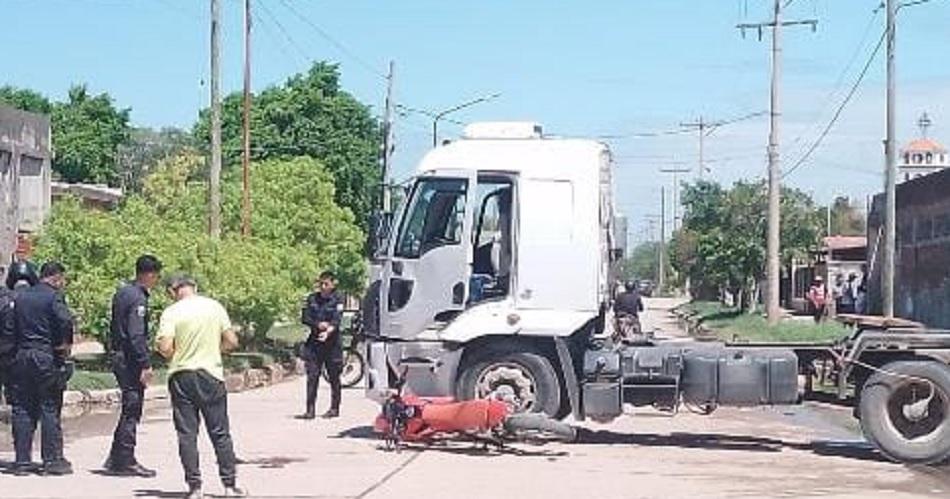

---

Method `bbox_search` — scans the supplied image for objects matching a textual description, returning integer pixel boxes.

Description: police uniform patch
[136,305,147,317]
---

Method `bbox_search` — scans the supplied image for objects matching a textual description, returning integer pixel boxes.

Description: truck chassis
[566,316,950,465]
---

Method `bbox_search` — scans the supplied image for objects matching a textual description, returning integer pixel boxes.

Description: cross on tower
[918,112,933,138]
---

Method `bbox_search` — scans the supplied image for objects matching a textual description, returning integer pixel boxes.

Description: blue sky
[5,0,950,242]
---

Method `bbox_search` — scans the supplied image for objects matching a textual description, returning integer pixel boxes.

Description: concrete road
[1,298,949,498]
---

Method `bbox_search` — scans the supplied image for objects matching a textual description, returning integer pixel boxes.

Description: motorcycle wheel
[324,349,365,388]
[502,413,577,442]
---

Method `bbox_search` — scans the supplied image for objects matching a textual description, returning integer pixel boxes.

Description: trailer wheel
[457,346,561,417]
[859,360,950,465]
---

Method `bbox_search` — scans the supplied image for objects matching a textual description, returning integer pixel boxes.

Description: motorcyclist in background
[614,280,645,344]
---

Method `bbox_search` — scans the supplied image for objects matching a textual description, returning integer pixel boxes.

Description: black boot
[295,375,318,420]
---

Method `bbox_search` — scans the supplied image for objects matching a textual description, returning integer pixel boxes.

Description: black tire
[859,360,950,464]
[457,345,562,417]
[323,349,366,388]
[503,413,577,442]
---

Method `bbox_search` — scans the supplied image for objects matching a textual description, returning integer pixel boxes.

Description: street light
[432,93,501,147]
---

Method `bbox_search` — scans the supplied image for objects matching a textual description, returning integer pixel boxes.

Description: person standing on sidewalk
[104,255,162,477]
[155,274,247,498]
[297,271,343,420]
[9,262,75,476]
[0,261,38,406]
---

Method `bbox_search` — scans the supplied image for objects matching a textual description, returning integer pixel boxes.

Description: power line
[275,0,387,80]
[782,29,886,179]
[254,0,310,64]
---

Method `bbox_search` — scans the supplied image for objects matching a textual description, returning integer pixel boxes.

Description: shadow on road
[336,425,569,458]
[576,428,890,463]
[133,489,185,498]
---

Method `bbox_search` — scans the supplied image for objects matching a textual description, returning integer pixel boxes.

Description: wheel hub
[887,380,949,441]
[475,363,537,412]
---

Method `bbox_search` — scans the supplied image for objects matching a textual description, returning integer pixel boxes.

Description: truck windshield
[394,178,468,259]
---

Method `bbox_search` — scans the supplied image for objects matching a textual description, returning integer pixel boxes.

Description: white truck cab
[366,122,623,415]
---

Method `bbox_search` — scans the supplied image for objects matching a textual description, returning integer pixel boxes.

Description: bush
[33,153,365,346]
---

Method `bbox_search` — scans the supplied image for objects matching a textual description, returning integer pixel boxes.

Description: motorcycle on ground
[374,362,577,451]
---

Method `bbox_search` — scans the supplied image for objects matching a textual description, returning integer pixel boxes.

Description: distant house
[785,236,867,314]
[52,181,123,210]
[868,166,950,328]
[0,105,51,269]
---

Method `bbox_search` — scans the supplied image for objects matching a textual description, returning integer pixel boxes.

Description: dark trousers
[304,345,342,413]
[169,370,237,489]
[10,350,66,465]
[108,353,145,467]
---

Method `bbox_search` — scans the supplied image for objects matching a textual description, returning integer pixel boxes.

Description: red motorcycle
[374,364,576,450]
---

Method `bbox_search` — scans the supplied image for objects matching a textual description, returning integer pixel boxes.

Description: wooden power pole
[738,2,817,325]
[209,0,222,239]
[381,61,395,213]
[241,0,252,237]
[882,0,897,318]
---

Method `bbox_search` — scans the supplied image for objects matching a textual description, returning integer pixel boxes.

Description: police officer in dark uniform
[104,255,163,477]
[10,262,75,476]
[297,271,343,420]
[0,261,39,406]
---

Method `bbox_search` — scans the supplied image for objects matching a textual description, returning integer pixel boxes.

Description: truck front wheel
[859,360,950,464]
[456,346,562,417]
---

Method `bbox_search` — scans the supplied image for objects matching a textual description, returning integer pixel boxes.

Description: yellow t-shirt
[156,294,232,381]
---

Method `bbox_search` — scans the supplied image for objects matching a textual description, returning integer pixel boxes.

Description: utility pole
[660,167,691,231]
[659,187,667,292]
[209,0,222,239]
[381,61,395,213]
[679,117,708,179]
[882,0,897,318]
[240,0,252,238]
[738,2,817,325]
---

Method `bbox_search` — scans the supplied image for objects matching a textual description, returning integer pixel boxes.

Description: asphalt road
[1,297,948,498]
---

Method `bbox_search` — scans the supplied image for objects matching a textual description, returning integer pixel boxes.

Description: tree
[51,85,132,185]
[671,180,823,310]
[0,85,52,114]
[119,127,195,192]
[827,196,866,236]
[194,62,380,229]
[621,242,662,282]
[34,153,365,343]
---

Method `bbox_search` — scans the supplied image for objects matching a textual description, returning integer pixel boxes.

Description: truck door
[381,173,475,339]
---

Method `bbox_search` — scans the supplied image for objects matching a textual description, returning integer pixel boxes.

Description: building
[898,113,949,182]
[786,236,867,314]
[0,105,52,268]
[867,166,950,328]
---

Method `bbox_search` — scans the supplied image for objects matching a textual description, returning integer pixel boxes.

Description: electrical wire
[255,0,311,64]
[275,0,388,80]
[782,29,886,180]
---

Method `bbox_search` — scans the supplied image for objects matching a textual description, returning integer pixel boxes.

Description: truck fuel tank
[682,347,799,407]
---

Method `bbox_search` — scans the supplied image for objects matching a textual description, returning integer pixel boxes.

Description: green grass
[678,301,848,343]
[67,368,168,392]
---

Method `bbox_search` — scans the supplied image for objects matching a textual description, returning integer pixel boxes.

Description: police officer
[103,255,162,477]
[297,271,343,420]
[0,261,39,406]
[10,262,75,476]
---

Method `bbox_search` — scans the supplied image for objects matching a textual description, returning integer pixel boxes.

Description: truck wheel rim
[884,380,949,443]
[475,363,537,412]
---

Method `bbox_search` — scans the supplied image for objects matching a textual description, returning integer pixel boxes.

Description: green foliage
[0,85,52,114]
[194,62,381,229]
[679,301,847,342]
[827,196,866,236]
[1,84,132,185]
[119,127,196,192]
[33,153,364,345]
[671,180,823,309]
[621,242,664,282]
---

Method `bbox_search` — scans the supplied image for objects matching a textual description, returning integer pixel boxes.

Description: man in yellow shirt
[156,274,246,499]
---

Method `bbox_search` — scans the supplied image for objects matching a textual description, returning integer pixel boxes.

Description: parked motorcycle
[374,363,577,450]
[322,311,366,388]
